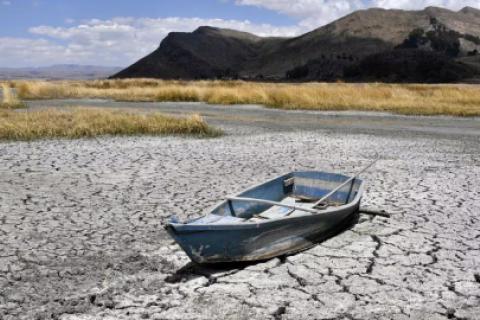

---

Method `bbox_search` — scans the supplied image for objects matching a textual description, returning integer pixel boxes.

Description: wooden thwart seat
[247,197,313,222]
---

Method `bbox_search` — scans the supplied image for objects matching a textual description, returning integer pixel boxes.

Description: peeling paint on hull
[166,207,360,264]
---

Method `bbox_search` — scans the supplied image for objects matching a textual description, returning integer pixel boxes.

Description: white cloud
[0,37,83,67]
[372,0,480,11]
[0,17,301,67]
[236,0,480,28]
[237,0,361,27]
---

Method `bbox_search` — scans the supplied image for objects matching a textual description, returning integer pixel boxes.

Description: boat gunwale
[168,171,365,232]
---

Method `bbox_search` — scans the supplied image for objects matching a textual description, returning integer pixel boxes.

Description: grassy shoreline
[0,107,221,141]
[10,79,480,117]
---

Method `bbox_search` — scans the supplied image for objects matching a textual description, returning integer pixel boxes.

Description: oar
[312,158,378,208]
[359,208,391,218]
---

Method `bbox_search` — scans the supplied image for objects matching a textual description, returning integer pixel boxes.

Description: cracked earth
[0,102,479,320]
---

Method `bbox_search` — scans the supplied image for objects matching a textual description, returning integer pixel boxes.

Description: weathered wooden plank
[227,196,320,214]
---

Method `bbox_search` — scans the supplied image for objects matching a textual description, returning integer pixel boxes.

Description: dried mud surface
[1,102,479,320]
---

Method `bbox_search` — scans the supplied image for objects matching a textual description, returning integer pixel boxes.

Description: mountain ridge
[113,6,480,83]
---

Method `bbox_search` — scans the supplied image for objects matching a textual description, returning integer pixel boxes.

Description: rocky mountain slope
[113,6,480,83]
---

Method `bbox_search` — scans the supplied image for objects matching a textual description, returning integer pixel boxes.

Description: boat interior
[184,171,362,225]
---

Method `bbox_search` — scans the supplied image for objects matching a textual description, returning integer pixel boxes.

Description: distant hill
[0,65,122,80]
[113,6,480,83]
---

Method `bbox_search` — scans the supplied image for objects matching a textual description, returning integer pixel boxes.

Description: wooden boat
[165,170,366,264]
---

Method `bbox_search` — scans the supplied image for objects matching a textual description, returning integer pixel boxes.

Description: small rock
[103,299,115,309]
[11,274,22,281]
[88,294,96,304]
[446,308,456,319]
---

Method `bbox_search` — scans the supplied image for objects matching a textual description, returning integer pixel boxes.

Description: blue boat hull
[166,171,364,264]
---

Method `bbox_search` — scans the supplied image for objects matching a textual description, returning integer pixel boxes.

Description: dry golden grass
[0,83,26,109]
[12,79,480,116]
[0,107,221,141]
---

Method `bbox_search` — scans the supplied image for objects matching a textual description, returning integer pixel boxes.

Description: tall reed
[1,83,26,109]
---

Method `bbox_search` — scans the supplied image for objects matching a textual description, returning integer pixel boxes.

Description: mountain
[113,6,480,83]
[0,65,122,80]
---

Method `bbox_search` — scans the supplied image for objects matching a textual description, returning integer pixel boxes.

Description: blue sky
[1,0,479,67]
[1,0,295,38]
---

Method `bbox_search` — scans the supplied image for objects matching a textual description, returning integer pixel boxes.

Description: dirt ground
[1,101,479,319]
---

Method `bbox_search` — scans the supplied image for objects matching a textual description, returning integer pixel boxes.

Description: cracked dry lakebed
[0,101,479,320]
